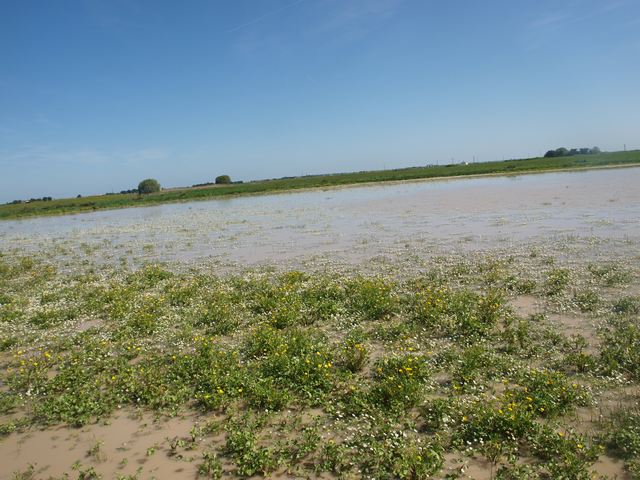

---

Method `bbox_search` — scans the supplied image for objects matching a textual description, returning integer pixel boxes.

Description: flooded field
[1,168,639,479]
[1,167,639,269]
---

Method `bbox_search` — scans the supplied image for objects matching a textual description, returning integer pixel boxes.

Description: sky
[1,0,639,202]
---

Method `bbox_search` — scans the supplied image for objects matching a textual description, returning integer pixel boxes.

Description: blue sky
[1,0,639,201]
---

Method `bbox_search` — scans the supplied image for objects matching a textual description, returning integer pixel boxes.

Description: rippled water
[1,167,639,266]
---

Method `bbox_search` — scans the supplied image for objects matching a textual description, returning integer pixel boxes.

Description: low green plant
[545,268,570,296]
[198,451,223,479]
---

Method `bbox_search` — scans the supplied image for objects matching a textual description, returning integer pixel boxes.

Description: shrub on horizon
[138,178,161,194]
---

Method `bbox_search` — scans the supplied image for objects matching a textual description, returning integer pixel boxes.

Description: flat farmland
[1,168,639,479]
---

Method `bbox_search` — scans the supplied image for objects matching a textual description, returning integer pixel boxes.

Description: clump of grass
[573,289,600,312]
[509,369,591,417]
[612,295,640,315]
[339,329,369,373]
[544,268,571,296]
[588,263,632,286]
[413,286,504,339]
[198,451,223,479]
[599,318,640,380]
[346,276,397,320]
[242,325,336,406]
[224,416,278,476]
[603,404,640,461]
[370,354,431,410]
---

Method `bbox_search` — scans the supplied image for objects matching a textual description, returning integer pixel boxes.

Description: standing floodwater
[1,167,639,267]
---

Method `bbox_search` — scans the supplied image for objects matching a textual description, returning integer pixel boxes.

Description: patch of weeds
[115,467,142,480]
[0,336,18,350]
[532,425,599,464]
[331,419,444,478]
[413,286,505,339]
[302,278,346,323]
[509,369,590,417]
[198,450,223,479]
[224,415,278,476]
[0,418,29,437]
[127,264,173,287]
[87,439,106,462]
[178,340,243,412]
[554,335,596,374]
[244,377,292,411]
[612,295,640,315]
[370,354,431,410]
[588,263,631,286]
[242,325,336,405]
[500,316,538,356]
[339,329,369,373]
[0,391,20,415]
[495,464,541,479]
[544,268,570,296]
[603,404,640,460]
[508,276,537,295]
[124,294,165,335]
[11,464,35,480]
[599,318,640,380]
[71,461,102,479]
[29,306,78,328]
[346,277,397,320]
[451,344,512,391]
[420,398,464,433]
[193,291,239,335]
[453,397,538,448]
[573,290,600,313]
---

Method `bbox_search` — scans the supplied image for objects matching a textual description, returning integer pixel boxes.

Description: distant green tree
[215,175,232,185]
[138,178,161,194]
[590,146,601,154]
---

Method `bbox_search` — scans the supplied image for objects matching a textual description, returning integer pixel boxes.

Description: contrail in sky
[229,0,308,33]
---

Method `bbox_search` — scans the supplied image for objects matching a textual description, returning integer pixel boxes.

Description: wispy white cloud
[529,0,630,30]
[523,0,634,50]
[314,0,403,33]
[231,0,404,55]
[229,0,308,33]
[530,12,572,28]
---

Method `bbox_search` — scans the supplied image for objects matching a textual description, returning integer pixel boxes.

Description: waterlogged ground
[0,169,639,480]
[0,167,638,269]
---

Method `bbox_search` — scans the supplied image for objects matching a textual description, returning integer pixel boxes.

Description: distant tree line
[544,146,601,158]
[105,189,138,196]
[192,175,243,188]
[7,197,53,205]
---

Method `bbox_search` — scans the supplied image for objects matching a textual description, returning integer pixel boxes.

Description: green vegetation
[544,146,601,158]
[2,150,639,220]
[1,251,639,478]
[137,178,161,194]
[215,174,232,184]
